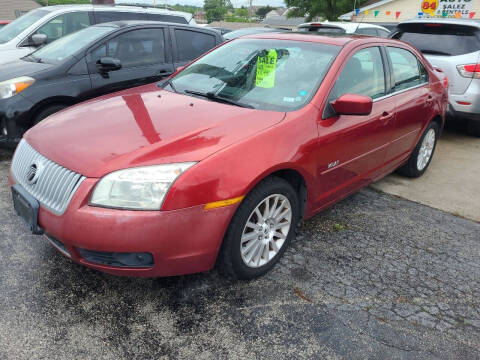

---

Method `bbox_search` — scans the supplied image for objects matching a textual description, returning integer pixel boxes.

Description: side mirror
[31,34,47,47]
[331,94,373,116]
[97,57,122,76]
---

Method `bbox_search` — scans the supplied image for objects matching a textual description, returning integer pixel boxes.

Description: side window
[88,28,165,68]
[387,47,425,91]
[174,29,216,62]
[94,11,147,24]
[419,60,429,83]
[148,14,188,24]
[356,28,378,36]
[329,47,386,102]
[35,12,91,43]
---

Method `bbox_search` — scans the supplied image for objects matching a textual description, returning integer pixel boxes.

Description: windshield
[170,39,340,111]
[29,25,115,64]
[0,9,50,44]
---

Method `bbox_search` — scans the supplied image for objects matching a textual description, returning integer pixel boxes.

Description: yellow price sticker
[421,0,438,15]
[256,49,278,88]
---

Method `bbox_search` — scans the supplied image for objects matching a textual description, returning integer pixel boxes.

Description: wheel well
[28,97,76,125]
[431,115,443,134]
[268,169,307,219]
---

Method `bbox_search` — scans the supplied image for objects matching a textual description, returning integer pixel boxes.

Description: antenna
[353,6,367,34]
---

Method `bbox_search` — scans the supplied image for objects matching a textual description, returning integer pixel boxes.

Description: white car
[297,22,390,38]
[0,4,195,66]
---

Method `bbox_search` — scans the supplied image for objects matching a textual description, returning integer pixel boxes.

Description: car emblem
[26,161,44,185]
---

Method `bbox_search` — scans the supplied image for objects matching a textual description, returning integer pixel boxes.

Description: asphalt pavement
[1,150,479,359]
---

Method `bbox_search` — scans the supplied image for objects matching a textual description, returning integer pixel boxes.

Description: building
[0,0,40,20]
[340,0,480,23]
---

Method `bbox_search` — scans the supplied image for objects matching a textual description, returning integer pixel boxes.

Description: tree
[204,0,232,23]
[284,0,369,21]
[256,5,276,18]
[235,7,249,18]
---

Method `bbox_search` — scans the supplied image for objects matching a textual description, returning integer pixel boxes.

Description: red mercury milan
[9,33,448,279]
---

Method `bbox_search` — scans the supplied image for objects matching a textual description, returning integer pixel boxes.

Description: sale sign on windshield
[421,0,474,18]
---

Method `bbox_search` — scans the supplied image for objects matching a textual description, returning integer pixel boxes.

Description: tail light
[456,64,480,79]
[442,76,449,90]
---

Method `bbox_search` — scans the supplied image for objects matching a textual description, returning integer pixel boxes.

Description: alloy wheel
[417,128,435,171]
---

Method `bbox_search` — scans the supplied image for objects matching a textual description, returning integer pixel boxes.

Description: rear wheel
[467,120,480,137]
[218,177,300,280]
[33,104,68,126]
[397,121,439,178]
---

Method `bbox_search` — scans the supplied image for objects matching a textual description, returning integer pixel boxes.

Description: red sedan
[9,34,448,279]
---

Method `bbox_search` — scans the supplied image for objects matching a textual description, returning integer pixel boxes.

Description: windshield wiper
[184,89,255,109]
[158,78,178,93]
[421,50,452,56]
[23,54,43,63]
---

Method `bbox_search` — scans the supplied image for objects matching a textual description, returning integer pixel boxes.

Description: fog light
[78,248,154,268]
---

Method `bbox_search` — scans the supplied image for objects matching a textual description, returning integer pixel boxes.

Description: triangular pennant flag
[469,12,476,19]
[355,8,360,16]
[365,10,369,15]
[395,11,401,19]
[386,11,391,16]
[374,10,380,17]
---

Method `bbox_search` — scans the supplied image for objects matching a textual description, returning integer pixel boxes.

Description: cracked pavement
[0,149,479,359]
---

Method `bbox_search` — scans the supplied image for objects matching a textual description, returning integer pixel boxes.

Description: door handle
[379,111,394,123]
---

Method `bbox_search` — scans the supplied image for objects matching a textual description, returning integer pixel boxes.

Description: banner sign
[421,0,474,18]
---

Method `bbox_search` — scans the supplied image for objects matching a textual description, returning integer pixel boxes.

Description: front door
[87,27,174,97]
[313,46,396,209]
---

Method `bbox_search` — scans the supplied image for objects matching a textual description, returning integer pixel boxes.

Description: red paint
[16,35,447,277]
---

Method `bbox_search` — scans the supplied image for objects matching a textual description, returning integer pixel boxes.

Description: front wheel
[397,121,439,178]
[218,177,300,280]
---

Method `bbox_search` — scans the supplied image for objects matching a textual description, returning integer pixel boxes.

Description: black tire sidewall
[408,121,439,178]
[221,177,300,280]
[33,105,67,126]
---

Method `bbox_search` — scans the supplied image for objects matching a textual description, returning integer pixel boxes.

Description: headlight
[90,163,196,210]
[0,76,35,99]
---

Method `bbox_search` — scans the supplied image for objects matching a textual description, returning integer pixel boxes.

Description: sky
[116,0,286,8]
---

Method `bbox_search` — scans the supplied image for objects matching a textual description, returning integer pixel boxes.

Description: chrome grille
[11,139,85,215]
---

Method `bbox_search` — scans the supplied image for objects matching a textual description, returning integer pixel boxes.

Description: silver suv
[0,4,195,66]
[390,19,480,136]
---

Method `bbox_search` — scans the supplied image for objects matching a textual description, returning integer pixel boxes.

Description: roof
[0,0,40,20]
[339,0,394,20]
[41,4,192,19]
[397,18,480,28]
[298,21,389,32]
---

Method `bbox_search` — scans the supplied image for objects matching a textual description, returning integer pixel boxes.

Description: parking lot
[1,131,479,360]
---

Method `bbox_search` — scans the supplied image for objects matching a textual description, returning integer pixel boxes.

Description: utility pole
[249,0,253,25]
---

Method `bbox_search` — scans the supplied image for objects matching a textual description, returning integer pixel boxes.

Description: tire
[467,120,480,137]
[218,177,300,280]
[397,121,439,178]
[33,104,67,126]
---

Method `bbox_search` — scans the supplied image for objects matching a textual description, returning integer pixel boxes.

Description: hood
[0,58,53,81]
[26,83,285,178]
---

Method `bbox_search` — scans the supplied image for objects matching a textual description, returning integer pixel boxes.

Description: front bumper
[10,177,237,277]
[0,95,33,148]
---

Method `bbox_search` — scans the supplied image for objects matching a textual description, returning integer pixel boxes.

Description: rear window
[148,14,188,24]
[393,25,480,56]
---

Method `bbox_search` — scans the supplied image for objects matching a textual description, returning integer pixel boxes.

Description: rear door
[315,46,395,206]
[87,26,174,97]
[170,27,219,68]
[385,46,432,161]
